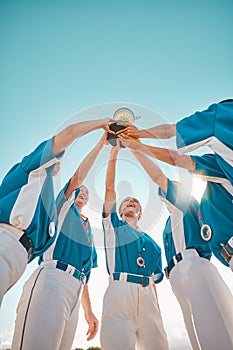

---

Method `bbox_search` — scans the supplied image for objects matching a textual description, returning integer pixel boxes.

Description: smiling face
[119,197,142,220]
[75,185,89,210]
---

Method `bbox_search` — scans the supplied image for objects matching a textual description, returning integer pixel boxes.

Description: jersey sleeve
[102,204,122,233]
[91,245,98,268]
[85,246,98,283]
[21,137,64,173]
[153,244,164,284]
[192,154,228,179]
[159,178,193,213]
[176,103,216,149]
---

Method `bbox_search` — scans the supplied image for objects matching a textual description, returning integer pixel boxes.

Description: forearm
[81,284,99,341]
[139,124,176,139]
[132,151,167,192]
[104,146,120,215]
[74,143,103,186]
[53,118,110,156]
[81,284,92,315]
[106,157,117,191]
[138,144,194,171]
[104,157,117,214]
[65,142,104,198]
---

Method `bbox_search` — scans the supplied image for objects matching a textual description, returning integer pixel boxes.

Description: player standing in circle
[117,100,233,269]
[100,139,169,350]
[126,143,233,350]
[11,135,108,350]
[0,117,113,307]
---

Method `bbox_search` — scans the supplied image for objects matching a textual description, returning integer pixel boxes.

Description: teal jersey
[41,182,97,283]
[102,205,163,283]
[159,179,212,265]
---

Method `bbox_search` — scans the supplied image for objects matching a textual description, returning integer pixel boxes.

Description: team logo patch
[137,256,145,267]
[48,221,55,237]
[200,224,212,241]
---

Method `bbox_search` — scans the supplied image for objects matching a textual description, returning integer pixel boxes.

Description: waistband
[40,260,87,284]
[110,272,152,287]
[0,222,33,259]
[165,249,200,279]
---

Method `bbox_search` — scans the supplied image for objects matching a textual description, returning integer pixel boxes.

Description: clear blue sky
[0,1,233,349]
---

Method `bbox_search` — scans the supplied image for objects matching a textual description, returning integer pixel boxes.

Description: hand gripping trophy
[107,107,140,147]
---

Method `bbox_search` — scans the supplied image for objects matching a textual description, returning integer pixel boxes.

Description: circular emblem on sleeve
[48,222,55,237]
[200,224,212,241]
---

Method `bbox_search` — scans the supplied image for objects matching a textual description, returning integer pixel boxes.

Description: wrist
[138,129,148,138]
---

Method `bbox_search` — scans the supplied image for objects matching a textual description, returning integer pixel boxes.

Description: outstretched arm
[116,123,176,139]
[81,284,99,341]
[104,141,121,217]
[131,150,168,192]
[52,118,113,156]
[65,132,107,198]
[121,138,195,171]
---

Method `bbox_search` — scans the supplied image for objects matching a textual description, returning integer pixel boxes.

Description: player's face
[120,197,141,219]
[75,186,89,209]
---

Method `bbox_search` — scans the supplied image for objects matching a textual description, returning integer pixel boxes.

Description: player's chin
[124,209,136,216]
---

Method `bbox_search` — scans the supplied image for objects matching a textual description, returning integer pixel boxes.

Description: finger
[116,139,122,149]
[118,133,129,139]
[116,127,128,135]
[107,128,115,135]
[120,139,129,148]
[92,322,98,338]
[87,325,97,341]
[88,320,98,340]
[104,126,114,134]
[86,322,94,340]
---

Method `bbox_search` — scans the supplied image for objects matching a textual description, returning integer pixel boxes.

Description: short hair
[118,197,142,220]
[219,99,233,103]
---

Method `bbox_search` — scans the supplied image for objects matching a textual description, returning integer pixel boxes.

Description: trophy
[107,107,140,147]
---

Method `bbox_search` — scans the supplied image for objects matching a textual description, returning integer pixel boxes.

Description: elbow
[170,154,179,166]
[105,186,115,193]
[165,124,176,139]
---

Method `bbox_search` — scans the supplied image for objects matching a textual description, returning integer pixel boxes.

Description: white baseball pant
[0,224,28,306]
[100,275,169,350]
[169,252,233,350]
[12,263,82,350]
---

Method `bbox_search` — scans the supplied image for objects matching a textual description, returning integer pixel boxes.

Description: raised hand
[102,118,116,134]
[119,137,143,151]
[116,124,141,139]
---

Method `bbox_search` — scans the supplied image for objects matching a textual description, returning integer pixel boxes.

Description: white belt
[40,260,76,274]
[40,260,86,283]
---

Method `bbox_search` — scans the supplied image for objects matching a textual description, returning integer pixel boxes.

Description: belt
[220,237,233,264]
[165,249,199,279]
[0,223,33,259]
[112,272,151,287]
[19,234,33,260]
[41,260,87,284]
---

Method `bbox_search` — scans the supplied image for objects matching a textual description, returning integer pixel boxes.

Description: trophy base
[107,123,126,147]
